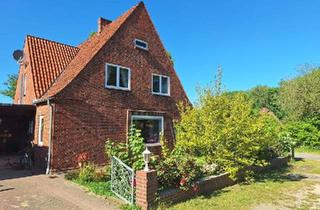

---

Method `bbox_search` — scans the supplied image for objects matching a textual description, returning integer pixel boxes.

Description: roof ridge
[26,35,79,50]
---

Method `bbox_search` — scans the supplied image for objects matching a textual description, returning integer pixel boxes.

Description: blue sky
[1,0,320,103]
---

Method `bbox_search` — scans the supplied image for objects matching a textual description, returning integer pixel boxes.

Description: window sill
[145,143,161,147]
[105,86,131,91]
[152,92,170,97]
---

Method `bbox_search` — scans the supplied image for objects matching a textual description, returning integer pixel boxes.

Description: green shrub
[79,163,96,182]
[155,143,204,190]
[93,165,111,182]
[64,170,79,180]
[175,91,284,180]
[156,156,179,189]
[105,125,145,171]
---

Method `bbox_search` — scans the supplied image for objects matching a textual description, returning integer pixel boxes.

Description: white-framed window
[105,63,131,90]
[131,115,164,145]
[38,115,44,146]
[134,39,148,50]
[152,74,170,96]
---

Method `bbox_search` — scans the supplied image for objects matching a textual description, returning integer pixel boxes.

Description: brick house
[13,2,189,171]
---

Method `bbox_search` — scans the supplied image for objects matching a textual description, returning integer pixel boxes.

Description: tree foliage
[0,74,17,99]
[166,51,175,66]
[248,86,284,119]
[175,72,284,179]
[279,67,320,121]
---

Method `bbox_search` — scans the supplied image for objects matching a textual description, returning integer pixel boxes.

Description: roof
[0,103,35,117]
[41,2,143,99]
[26,35,79,98]
[23,2,142,100]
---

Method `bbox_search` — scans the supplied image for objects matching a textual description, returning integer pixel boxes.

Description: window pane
[107,65,117,86]
[161,77,168,94]
[135,40,148,49]
[119,67,129,88]
[39,117,44,144]
[133,119,161,143]
[153,75,160,93]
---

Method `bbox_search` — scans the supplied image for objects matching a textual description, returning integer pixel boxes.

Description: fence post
[135,170,157,210]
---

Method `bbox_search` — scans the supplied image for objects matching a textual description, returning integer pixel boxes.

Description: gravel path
[296,152,320,161]
[0,168,120,210]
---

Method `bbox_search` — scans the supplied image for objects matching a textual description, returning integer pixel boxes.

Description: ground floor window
[131,115,163,144]
[38,115,44,146]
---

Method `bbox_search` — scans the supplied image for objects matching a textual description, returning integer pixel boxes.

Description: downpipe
[46,99,53,175]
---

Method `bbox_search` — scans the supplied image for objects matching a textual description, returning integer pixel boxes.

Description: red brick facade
[14,2,189,170]
[14,43,36,104]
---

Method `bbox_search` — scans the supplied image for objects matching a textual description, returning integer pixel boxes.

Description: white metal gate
[111,156,135,204]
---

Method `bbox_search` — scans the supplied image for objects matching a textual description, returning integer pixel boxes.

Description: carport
[0,103,35,155]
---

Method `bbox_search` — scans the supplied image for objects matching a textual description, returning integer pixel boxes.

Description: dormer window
[134,39,148,50]
[105,63,131,90]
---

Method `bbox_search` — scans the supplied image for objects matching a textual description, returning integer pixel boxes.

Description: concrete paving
[0,168,120,210]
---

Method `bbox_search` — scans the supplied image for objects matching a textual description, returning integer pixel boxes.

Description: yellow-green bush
[175,91,284,179]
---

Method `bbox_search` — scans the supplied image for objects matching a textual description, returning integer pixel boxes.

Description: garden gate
[111,156,135,204]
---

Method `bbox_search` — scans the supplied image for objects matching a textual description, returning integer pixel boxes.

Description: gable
[43,2,189,106]
[51,2,189,109]
[41,3,139,99]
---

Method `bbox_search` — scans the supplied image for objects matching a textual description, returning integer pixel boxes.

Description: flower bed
[158,156,290,205]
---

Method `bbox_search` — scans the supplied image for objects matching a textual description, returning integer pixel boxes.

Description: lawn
[72,179,113,197]
[166,159,320,210]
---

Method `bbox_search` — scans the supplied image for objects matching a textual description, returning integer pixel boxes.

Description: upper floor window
[152,74,170,96]
[134,39,148,50]
[105,63,131,90]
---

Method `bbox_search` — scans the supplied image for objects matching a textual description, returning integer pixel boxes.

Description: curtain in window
[119,68,129,88]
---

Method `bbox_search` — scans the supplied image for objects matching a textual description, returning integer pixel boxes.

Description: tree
[0,74,17,99]
[166,51,174,66]
[279,67,320,121]
[248,85,284,119]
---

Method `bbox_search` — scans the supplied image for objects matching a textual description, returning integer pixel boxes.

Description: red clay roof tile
[26,35,79,98]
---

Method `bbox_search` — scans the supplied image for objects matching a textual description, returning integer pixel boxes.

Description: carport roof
[0,103,35,117]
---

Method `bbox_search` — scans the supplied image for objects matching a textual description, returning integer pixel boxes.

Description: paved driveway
[0,168,120,210]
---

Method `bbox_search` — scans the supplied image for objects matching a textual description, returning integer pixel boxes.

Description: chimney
[98,17,112,33]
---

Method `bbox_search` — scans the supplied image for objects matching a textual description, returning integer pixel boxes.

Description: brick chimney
[98,17,112,33]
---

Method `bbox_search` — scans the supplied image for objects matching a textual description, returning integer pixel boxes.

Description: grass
[296,146,320,155]
[69,177,140,210]
[291,159,320,174]
[72,179,114,197]
[166,160,320,210]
